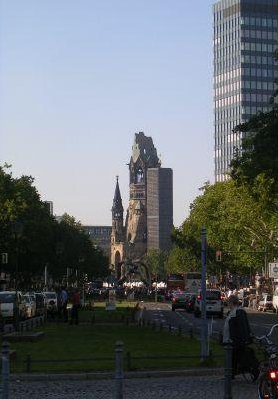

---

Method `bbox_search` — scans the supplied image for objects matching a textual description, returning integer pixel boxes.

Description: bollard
[126,351,131,371]
[26,355,32,373]
[115,341,124,399]
[1,341,10,399]
[223,343,233,399]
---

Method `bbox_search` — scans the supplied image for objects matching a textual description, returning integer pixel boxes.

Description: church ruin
[110,132,173,282]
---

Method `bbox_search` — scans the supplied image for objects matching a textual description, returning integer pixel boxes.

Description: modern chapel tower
[213,0,278,182]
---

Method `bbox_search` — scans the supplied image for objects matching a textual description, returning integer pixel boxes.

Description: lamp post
[11,221,23,332]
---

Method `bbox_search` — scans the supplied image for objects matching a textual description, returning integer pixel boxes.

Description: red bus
[166,272,202,293]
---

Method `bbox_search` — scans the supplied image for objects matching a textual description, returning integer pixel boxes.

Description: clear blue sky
[0,0,215,227]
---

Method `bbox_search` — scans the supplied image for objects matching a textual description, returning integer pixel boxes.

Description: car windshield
[45,293,56,299]
[0,293,16,303]
[23,296,31,303]
[173,292,186,298]
[206,291,221,300]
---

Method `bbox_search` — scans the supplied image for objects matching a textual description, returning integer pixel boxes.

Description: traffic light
[216,250,222,262]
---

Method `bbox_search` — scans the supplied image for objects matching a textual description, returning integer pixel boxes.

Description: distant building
[111,132,173,279]
[44,201,53,215]
[83,226,112,256]
[213,0,278,181]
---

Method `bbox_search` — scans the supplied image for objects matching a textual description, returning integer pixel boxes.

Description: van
[43,292,58,314]
[0,291,27,322]
[194,289,224,318]
[272,288,278,313]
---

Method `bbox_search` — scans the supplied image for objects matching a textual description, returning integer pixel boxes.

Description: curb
[10,367,224,381]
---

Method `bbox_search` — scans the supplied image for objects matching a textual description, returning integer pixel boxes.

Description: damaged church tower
[111,132,173,280]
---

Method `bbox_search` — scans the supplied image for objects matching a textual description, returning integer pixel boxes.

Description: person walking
[223,294,259,379]
[60,286,68,322]
[70,288,81,325]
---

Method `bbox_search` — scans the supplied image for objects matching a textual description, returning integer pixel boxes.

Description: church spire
[112,176,123,219]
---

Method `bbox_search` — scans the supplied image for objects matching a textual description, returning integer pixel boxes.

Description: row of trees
[0,165,109,290]
[145,51,278,281]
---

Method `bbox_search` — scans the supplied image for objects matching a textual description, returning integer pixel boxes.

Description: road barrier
[1,341,10,399]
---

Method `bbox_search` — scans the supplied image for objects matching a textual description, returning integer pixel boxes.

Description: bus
[184,272,202,293]
[166,272,202,294]
[166,274,185,292]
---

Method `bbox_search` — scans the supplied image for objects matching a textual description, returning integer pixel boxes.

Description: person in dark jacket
[223,294,259,379]
[70,289,81,325]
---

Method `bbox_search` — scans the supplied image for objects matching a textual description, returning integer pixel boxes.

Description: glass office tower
[213,0,278,182]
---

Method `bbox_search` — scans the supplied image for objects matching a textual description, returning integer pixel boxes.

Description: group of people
[57,286,81,325]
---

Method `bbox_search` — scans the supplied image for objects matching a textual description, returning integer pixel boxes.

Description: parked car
[34,292,46,316]
[194,289,224,318]
[0,291,27,322]
[258,293,273,312]
[43,292,58,314]
[185,294,196,313]
[171,291,192,311]
[273,289,278,313]
[23,293,36,318]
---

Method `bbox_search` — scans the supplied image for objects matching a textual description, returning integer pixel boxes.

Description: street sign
[269,263,278,278]
[1,253,8,264]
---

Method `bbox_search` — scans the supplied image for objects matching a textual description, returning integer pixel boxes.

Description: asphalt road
[10,374,257,399]
[140,301,278,341]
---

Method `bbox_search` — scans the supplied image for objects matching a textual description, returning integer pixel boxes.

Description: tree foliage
[0,165,108,289]
[171,181,278,277]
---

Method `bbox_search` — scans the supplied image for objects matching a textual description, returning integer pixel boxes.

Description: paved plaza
[10,375,257,399]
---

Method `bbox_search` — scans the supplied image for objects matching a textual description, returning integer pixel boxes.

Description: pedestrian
[223,294,259,379]
[57,287,63,319]
[60,286,68,322]
[70,288,81,325]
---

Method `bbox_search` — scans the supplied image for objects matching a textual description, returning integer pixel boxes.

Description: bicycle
[256,323,278,399]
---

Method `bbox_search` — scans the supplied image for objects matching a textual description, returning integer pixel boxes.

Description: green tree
[0,165,109,289]
[143,249,167,281]
[171,181,277,278]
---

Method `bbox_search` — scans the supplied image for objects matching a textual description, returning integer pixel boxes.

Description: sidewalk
[10,373,257,398]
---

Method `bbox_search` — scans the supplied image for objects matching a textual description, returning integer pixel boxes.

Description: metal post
[1,341,10,399]
[115,341,124,399]
[201,226,208,361]
[223,343,233,399]
[264,247,268,278]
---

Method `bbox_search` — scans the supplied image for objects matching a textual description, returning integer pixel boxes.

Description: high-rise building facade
[213,0,278,182]
[147,168,173,252]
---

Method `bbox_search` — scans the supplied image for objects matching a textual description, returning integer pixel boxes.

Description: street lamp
[11,221,23,332]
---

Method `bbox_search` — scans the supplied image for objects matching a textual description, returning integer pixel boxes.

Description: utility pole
[201,227,208,361]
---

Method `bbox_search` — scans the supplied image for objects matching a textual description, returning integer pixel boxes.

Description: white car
[194,289,224,318]
[0,291,27,322]
[23,294,36,318]
[258,294,273,312]
[43,292,58,313]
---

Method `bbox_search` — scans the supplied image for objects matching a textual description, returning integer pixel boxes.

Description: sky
[0,0,215,228]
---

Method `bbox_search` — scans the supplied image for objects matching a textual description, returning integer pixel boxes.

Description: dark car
[171,292,191,311]
[185,294,196,313]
